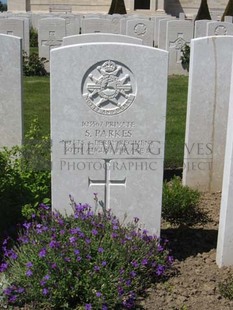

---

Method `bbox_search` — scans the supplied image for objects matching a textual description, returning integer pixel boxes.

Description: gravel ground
[142,192,233,310]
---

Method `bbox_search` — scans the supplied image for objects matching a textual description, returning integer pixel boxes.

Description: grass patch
[30,47,38,55]
[23,75,189,168]
[24,76,50,136]
[165,75,188,168]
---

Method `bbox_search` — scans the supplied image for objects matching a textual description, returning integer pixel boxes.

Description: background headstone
[56,14,80,36]
[38,17,66,70]
[81,17,120,34]
[51,42,168,235]
[0,34,23,149]
[105,14,125,34]
[31,13,55,30]
[124,18,154,46]
[158,18,170,49]
[179,13,186,20]
[194,20,209,38]
[120,15,152,36]
[9,17,30,55]
[62,33,143,45]
[183,36,233,192]
[166,20,193,75]
[224,16,233,23]
[0,18,26,53]
[152,16,175,47]
[206,21,233,36]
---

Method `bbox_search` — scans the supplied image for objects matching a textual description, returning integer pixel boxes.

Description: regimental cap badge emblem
[134,23,147,36]
[82,60,136,115]
[214,25,227,36]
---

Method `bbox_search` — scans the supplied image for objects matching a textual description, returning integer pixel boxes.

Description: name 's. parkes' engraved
[82,60,136,115]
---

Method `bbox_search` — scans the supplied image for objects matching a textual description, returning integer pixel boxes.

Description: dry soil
[143,192,233,310]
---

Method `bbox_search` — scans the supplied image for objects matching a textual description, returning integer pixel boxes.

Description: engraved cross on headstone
[41,31,62,50]
[88,159,126,209]
[169,33,186,63]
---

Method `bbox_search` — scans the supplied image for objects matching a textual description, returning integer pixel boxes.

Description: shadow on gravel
[161,227,218,261]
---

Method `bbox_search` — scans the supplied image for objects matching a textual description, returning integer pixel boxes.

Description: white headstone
[62,33,143,46]
[206,21,233,36]
[31,13,55,30]
[216,55,233,267]
[56,14,80,37]
[166,20,193,75]
[38,17,66,64]
[0,34,23,149]
[224,16,233,23]
[82,14,103,19]
[194,20,209,38]
[120,15,152,36]
[152,16,175,47]
[9,17,30,55]
[179,13,186,20]
[0,18,24,48]
[0,18,26,53]
[81,17,120,34]
[158,18,170,50]
[13,12,32,25]
[51,42,168,235]
[183,36,233,192]
[105,14,125,34]
[125,18,154,46]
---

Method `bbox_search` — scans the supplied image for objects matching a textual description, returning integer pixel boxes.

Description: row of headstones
[2,12,233,74]
[34,15,233,75]
[1,33,233,267]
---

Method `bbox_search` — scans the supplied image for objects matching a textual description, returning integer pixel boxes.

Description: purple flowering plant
[0,197,173,309]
